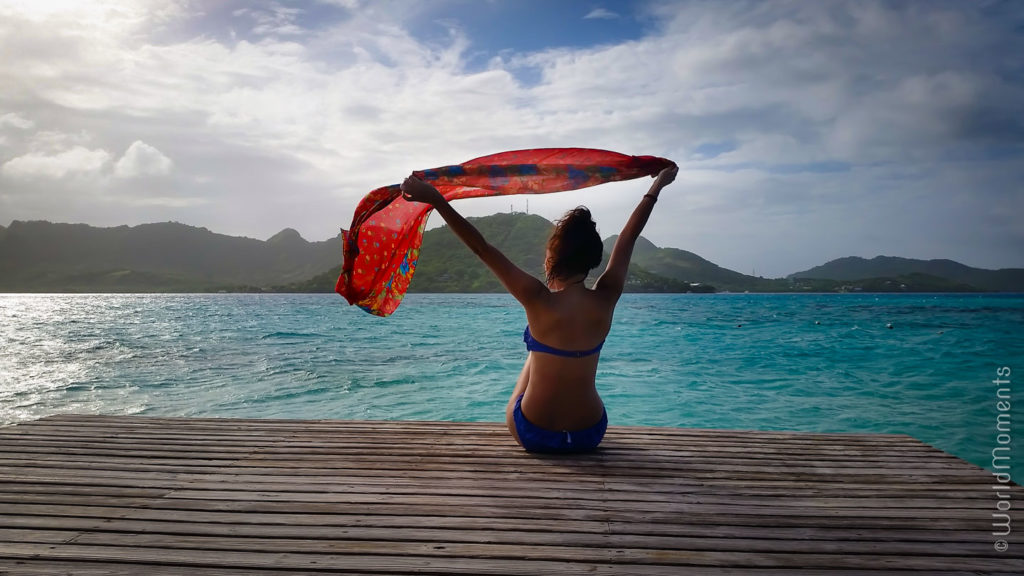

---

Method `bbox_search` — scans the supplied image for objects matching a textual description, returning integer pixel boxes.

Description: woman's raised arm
[401,175,547,306]
[594,164,678,299]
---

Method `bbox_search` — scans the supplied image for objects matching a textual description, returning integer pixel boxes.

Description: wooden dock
[0,415,1020,575]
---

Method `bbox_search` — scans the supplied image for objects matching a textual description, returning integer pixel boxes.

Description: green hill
[0,220,342,292]
[604,235,775,292]
[786,273,981,293]
[411,212,550,292]
[789,256,1024,292]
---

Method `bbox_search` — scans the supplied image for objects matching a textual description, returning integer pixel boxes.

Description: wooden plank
[153,487,1003,514]
[0,476,1005,518]
[0,447,975,477]
[58,531,1024,567]
[31,414,921,440]
[0,561,381,576]
[0,493,1013,530]
[0,446,958,470]
[0,506,1011,544]
[1,541,1022,572]
[0,521,1010,557]
[13,424,914,448]
[0,461,997,496]
[2,420,928,443]
[3,560,1018,576]
[0,542,681,576]
[0,456,988,486]
[0,474,1012,520]
[0,474,1002,504]
[0,435,953,462]
[0,465,1000,493]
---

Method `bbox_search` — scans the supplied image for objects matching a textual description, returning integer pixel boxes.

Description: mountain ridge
[789,255,1024,292]
[0,220,342,292]
[1,216,1020,293]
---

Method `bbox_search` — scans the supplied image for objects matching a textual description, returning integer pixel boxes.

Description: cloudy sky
[1,0,1021,277]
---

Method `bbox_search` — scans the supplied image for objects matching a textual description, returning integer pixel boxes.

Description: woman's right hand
[651,164,678,192]
[401,175,446,207]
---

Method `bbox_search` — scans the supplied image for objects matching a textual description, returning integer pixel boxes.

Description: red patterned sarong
[336,148,673,316]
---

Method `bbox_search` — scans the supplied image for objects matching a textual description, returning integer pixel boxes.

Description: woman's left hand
[401,175,446,207]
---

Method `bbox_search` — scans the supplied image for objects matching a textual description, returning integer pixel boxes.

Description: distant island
[1,216,1021,294]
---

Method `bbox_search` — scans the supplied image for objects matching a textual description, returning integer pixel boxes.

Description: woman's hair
[545,206,603,285]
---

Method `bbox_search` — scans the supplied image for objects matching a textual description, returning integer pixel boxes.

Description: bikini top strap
[523,325,604,358]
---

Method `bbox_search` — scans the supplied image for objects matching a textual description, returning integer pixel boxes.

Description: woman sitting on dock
[400,164,678,453]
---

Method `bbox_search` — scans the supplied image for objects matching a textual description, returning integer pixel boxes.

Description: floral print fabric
[336,148,673,316]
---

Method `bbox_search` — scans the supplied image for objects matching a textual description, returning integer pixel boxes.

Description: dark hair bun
[546,206,603,284]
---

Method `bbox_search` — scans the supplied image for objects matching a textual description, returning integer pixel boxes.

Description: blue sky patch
[693,141,738,160]
[412,1,649,71]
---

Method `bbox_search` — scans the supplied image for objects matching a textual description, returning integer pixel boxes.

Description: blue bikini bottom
[513,394,607,453]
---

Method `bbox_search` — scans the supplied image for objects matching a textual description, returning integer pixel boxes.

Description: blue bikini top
[523,325,604,358]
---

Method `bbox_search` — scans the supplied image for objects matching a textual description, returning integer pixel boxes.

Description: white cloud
[583,8,619,20]
[0,112,34,131]
[316,0,360,8]
[234,5,305,37]
[114,141,173,178]
[25,130,94,153]
[2,146,111,180]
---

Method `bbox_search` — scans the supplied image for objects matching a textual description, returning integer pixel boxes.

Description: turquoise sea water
[1,293,1021,479]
